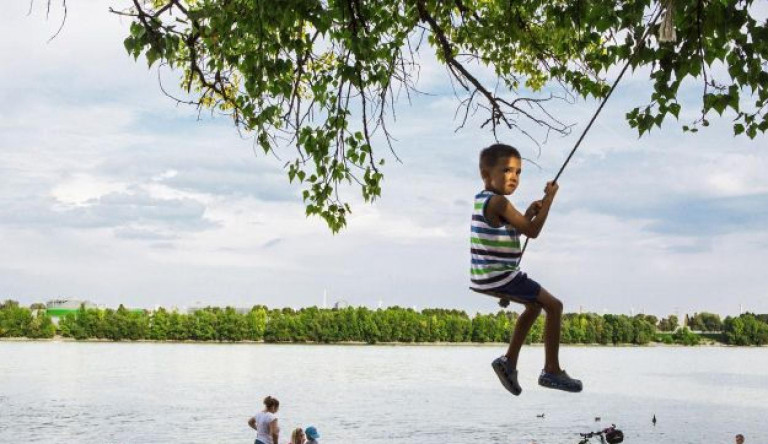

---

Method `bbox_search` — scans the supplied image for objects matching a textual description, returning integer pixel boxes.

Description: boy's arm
[524,200,543,221]
[488,181,558,239]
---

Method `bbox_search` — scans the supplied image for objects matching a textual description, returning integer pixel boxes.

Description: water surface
[0,342,765,443]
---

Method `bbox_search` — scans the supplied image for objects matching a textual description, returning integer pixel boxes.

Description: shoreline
[1,336,761,347]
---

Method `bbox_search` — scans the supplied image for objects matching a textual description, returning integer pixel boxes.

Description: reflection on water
[651,371,768,390]
[0,343,765,443]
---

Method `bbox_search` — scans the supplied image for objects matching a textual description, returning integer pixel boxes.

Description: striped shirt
[470,190,522,290]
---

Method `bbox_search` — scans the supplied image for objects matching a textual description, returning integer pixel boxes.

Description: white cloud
[152,169,178,181]
[51,174,128,205]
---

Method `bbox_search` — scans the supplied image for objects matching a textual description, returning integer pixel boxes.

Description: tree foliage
[0,300,56,338]
[671,326,701,345]
[687,311,723,331]
[1,300,682,345]
[657,314,678,331]
[7,299,767,345]
[723,313,768,345]
[108,0,768,231]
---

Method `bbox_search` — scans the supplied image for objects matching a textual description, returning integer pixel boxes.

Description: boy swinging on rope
[471,143,582,395]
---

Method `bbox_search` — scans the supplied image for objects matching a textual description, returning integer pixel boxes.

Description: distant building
[186,305,252,315]
[46,299,97,314]
[45,299,98,324]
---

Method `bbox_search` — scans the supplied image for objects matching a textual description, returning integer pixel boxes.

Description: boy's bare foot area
[538,369,583,392]
[492,355,522,396]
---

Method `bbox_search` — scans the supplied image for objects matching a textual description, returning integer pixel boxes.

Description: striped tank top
[470,190,522,290]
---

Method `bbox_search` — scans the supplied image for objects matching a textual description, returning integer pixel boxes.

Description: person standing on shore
[247,395,280,444]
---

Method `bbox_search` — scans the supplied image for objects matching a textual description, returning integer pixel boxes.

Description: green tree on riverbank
[658,315,679,332]
[0,300,55,338]
[688,312,723,332]
[2,301,766,346]
[723,313,768,346]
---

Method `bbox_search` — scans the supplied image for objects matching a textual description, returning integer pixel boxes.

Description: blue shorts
[493,272,541,303]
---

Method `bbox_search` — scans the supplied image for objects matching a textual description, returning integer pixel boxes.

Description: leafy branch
[37,0,768,232]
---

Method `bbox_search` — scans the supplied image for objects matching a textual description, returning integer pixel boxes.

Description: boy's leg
[491,301,541,396]
[536,287,582,392]
[535,288,563,374]
[505,302,542,369]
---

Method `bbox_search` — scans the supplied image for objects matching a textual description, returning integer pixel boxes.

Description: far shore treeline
[1,300,767,346]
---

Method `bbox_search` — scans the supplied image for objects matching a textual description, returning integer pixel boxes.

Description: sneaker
[538,369,583,392]
[491,356,522,396]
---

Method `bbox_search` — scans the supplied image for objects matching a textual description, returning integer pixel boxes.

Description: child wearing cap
[305,426,320,444]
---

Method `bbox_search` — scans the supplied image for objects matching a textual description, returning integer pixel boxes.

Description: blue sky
[1,2,767,317]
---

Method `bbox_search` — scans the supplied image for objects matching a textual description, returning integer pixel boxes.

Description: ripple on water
[0,343,765,444]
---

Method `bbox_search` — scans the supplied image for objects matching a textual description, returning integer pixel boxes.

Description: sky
[1,1,766,317]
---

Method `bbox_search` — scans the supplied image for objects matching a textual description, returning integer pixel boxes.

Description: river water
[0,342,765,443]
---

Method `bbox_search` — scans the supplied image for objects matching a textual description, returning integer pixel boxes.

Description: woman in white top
[247,396,280,444]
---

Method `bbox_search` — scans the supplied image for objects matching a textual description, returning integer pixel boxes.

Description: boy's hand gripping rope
[519,5,667,260]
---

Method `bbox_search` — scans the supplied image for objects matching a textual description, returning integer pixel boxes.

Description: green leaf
[147,48,159,68]
[669,103,681,119]
[112,0,768,232]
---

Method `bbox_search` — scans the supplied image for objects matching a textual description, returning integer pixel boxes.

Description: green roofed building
[45,299,99,324]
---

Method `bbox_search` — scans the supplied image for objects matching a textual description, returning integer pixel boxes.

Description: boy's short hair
[479,143,521,172]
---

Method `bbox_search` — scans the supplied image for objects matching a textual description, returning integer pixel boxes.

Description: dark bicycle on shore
[578,424,624,444]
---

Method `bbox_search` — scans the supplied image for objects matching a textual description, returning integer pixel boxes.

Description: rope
[520,6,666,259]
